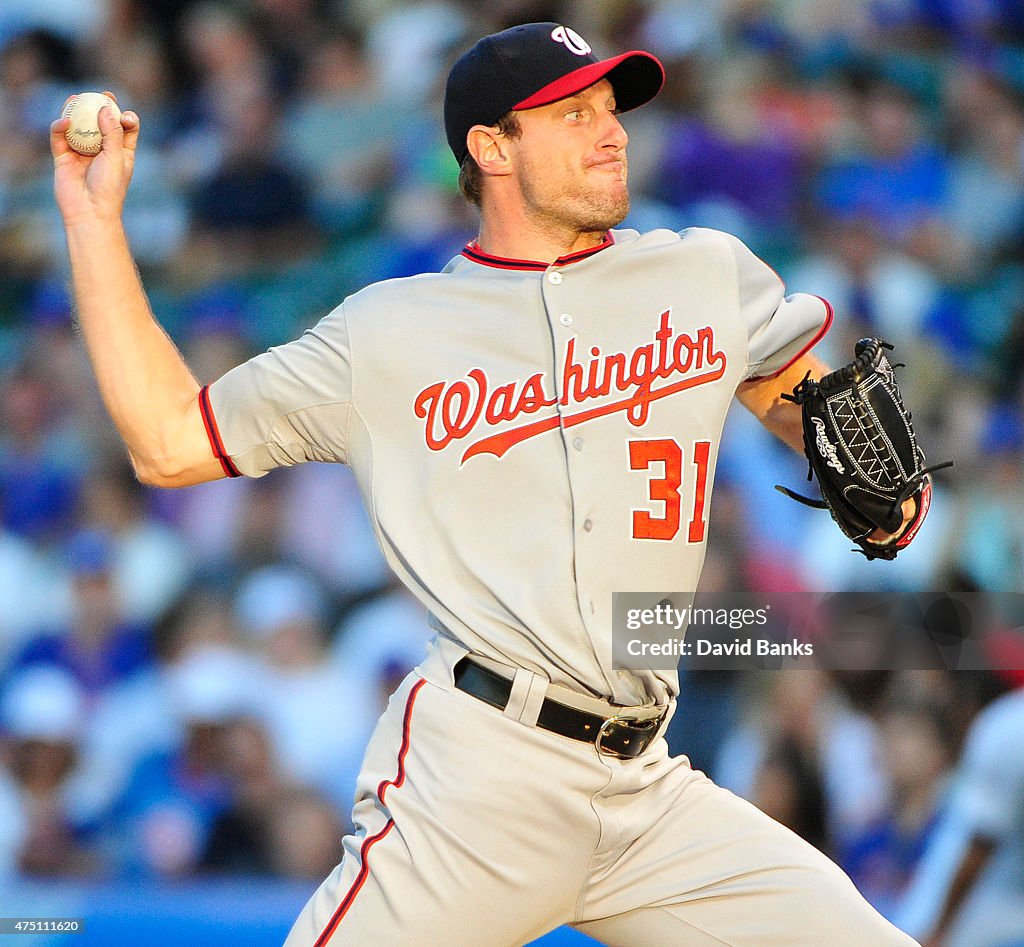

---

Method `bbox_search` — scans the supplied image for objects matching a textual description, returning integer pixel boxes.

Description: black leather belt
[453,657,665,760]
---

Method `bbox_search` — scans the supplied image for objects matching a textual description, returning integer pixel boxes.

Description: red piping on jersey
[376,679,423,804]
[198,385,242,478]
[747,296,834,381]
[461,233,615,271]
[313,678,425,947]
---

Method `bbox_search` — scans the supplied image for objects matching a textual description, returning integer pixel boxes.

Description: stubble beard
[521,163,631,236]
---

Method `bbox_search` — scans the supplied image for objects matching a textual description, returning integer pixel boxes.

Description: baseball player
[52,21,924,947]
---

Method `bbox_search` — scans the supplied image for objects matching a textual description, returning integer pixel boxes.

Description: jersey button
[559,313,573,326]
[548,271,563,285]
[573,437,583,451]
[583,519,593,532]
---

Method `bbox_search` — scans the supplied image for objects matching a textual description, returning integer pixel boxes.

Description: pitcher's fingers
[50,116,74,159]
[97,103,124,155]
[102,90,118,102]
[121,110,140,152]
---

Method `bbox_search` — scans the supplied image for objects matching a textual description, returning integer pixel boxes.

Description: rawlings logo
[414,310,727,464]
[812,417,845,473]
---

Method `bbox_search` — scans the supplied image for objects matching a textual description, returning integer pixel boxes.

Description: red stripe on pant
[313,678,426,947]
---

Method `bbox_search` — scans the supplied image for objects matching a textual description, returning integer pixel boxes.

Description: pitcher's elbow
[129,452,185,489]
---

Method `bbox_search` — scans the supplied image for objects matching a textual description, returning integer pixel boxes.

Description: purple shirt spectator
[656,117,804,227]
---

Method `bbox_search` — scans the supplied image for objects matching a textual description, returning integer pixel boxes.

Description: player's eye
[565,108,585,122]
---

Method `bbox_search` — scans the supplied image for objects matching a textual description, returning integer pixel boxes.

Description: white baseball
[63,92,121,156]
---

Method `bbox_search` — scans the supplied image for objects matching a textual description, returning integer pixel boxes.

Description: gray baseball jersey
[202,226,831,706]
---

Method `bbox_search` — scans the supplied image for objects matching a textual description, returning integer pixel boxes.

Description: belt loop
[503,668,534,721]
[518,673,548,728]
[504,668,548,728]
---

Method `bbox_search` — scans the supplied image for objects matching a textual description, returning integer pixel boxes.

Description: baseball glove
[775,338,952,560]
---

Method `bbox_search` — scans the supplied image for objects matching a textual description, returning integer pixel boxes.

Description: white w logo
[550,25,592,56]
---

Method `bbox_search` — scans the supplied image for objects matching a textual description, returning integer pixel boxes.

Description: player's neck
[476,210,606,265]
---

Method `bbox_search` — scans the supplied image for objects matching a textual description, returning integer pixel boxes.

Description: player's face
[509,79,630,233]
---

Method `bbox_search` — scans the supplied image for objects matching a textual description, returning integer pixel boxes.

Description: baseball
[62,92,120,156]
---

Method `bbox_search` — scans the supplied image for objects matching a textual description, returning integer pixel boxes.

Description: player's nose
[598,109,628,151]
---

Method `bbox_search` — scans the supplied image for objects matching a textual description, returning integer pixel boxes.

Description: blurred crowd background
[1,0,1023,944]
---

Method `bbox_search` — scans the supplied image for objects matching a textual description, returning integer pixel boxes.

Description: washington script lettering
[414,310,728,463]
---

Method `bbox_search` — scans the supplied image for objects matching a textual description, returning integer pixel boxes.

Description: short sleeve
[951,696,1024,840]
[202,303,354,478]
[723,232,833,380]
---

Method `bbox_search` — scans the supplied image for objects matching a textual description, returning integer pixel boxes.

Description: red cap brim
[513,51,665,112]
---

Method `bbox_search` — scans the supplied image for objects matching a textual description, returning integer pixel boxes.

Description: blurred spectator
[76,458,195,623]
[816,77,950,246]
[330,580,433,711]
[0,2,106,49]
[362,0,470,105]
[654,59,806,240]
[0,361,86,540]
[0,755,26,879]
[282,28,407,234]
[7,529,153,697]
[103,644,267,878]
[751,733,829,853]
[938,69,1024,269]
[276,464,392,599]
[178,290,254,382]
[200,716,288,874]
[898,685,1024,946]
[784,218,943,348]
[715,669,890,846]
[941,402,1024,591]
[162,476,259,576]
[0,28,76,135]
[265,784,346,880]
[67,584,243,829]
[0,519,64,665]
[839,696,956,919]
[181,4,317,261]
[200,714,346,879]
[168,472,297,582]
[0,666,97,877]
[233,564,375,808]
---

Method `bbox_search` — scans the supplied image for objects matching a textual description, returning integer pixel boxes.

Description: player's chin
[594,196,631,231]
[575,188,630,232]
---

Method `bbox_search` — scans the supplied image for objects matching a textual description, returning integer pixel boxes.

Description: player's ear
[467,125,513,178]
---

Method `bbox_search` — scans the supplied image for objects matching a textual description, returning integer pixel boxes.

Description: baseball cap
[166,644,266,724]
[233,564,328,639]
[1,666,85,743]
[444,22,665,165]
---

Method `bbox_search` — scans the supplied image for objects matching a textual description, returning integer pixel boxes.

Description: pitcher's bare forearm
[737,351,831,454]
[52,95,223,487]
[64,219,223,486]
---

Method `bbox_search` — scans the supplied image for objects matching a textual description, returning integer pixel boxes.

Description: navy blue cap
[444,22,665,165]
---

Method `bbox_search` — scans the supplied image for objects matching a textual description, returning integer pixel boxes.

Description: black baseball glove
[776,338,952,560]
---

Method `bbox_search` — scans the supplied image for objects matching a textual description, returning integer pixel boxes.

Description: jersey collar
[461,233,615,271]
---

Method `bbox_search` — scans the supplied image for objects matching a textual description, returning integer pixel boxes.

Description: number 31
[629,438,710,542]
